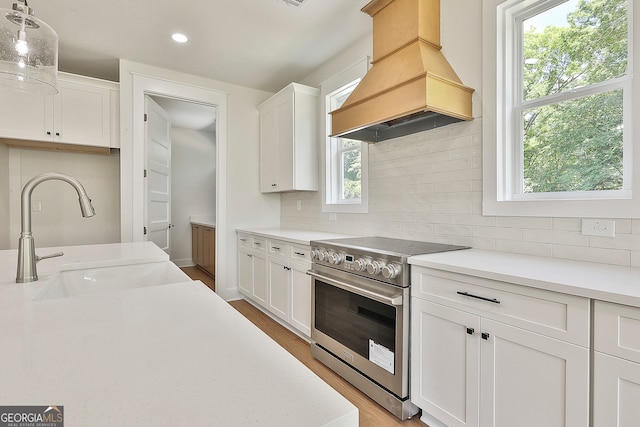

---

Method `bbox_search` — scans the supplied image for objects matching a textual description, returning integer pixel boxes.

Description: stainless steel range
[308,236,468,420]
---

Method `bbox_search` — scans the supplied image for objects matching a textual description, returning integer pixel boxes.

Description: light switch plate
[581,219,615,237]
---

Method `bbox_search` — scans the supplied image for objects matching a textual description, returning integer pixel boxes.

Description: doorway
[146,95,217,266]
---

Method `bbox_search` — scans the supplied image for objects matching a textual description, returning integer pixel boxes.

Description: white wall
[282,0,640,267]
[170,127,216,266]
[4,148,120,250]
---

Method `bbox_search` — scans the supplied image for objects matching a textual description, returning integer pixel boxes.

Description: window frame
[321,58,369,214]
[483,0,640,218]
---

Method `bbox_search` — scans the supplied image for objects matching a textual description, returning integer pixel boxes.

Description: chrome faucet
[16,173,96,283]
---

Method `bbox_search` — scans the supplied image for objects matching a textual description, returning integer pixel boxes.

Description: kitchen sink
[34,261,191,301]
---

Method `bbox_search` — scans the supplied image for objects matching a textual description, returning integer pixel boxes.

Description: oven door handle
[307,270,403,306]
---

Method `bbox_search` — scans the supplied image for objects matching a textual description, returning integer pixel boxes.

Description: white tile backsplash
[280,117,640,267]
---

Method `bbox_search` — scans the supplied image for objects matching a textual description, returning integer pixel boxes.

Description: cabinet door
[479,319,589,427]
[290,261,311,337]
[268,257,289,322]
[203,227,215,277]
[55,79,112,147]
[191,225,199,264]
[411,298,480,427]
[259,104,279,192]
[593,352,640,427]
[252,253,268,308]
[274,94,294,191]
[0,86,50,141]
[237,250,254,297]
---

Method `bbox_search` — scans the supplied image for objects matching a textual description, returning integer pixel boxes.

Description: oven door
[308,265,410,398]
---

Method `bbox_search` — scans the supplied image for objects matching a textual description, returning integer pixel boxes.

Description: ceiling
[28,0,372,93]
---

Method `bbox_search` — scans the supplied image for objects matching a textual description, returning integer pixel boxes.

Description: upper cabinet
[0,72,119,149]
[258,83,319,193]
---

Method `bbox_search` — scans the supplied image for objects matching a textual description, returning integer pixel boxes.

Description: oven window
[315,280,396,361]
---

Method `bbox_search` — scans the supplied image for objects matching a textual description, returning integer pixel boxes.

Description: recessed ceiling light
[171,33,188,43]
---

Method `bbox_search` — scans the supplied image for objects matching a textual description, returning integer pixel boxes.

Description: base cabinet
[411,267,590,427]
[237,232,312,337]
[191,224,215,277]
[237,234,267,308]
[593,301,640,427]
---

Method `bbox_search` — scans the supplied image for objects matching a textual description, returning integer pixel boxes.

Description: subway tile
[496,216,553,230]
[522,229,589,246]
[553,245,630,267]
[473,226,523,241]
[450,214,496,227]
[589,234,640,251]
[494,240,553,258]
[552,218,582,232]
[433,224,473,236]
[495,239,553,257]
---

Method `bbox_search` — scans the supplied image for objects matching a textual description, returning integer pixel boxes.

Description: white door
[411,298,481,427]
[144,96,172,254]
[479,319,589,427]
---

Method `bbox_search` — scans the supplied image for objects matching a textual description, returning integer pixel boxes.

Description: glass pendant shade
[0,1,58,94]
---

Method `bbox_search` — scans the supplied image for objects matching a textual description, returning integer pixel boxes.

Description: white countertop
[0,243,357,426]
[409,249,640,307]
[237,227,355,246]
[190,216,216,227]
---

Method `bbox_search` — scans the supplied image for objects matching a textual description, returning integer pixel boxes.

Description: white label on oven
[369,340,394,374]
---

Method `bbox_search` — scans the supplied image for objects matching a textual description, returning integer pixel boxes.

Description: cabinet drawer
[268,240,289,257]
[412,267,590,347]
[238,233,252,248]
[595,300,640,363]
[290,245,311,262]
[252,237,266,253]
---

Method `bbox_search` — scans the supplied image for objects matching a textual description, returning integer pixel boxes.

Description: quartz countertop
[0,243,358,426]
[236,227,355,246]
[409,248,640,307]
[190,216,216,228]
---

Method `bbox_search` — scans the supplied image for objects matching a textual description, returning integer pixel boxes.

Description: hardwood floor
[181,267,427,427]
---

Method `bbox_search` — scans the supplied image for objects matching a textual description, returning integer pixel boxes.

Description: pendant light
[0,0,58,94]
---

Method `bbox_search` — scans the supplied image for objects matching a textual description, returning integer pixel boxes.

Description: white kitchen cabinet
[412,298,480,427]
[237,234,267,308]
[593,301,640,427]
[268,251,290,322]
[411,267,590,427]
[258,82,319,193]
[289,258,312,336]
[237,232,312,337]
[0,72,119,148]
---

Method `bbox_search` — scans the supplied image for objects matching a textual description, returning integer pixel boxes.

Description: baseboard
[173,258,195,268]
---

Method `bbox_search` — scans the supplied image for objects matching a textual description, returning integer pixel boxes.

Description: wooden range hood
[330,0,474,143]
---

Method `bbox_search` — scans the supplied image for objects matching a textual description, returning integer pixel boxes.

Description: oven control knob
[382,263,401,279]
[319,250,329,262]
[354,258,368,272]
[328,252,343,265]
[367,260,384,275]
[310,249,321,260]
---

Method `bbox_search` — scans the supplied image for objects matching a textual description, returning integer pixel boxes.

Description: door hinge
[144,113,148,122]
[144,169,147,178]
[143,226,147,235]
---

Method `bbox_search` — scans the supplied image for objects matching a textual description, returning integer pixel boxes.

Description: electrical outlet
[581,219,615,238]
[32,201,42,212]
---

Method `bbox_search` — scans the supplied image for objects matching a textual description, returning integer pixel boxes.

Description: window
[483,0,640,217]
[321,58,369,213]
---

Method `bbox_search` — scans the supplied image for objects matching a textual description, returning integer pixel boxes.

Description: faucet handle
[35,252,64,262]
